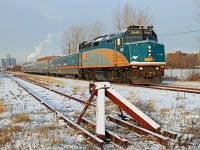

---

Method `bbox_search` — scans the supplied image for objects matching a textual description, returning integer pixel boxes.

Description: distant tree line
[62,21,105,55]
[166,51,200,69]
[62,2,152,55]
[6,65,22,72]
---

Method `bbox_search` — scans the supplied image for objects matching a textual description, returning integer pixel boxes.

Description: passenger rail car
[23,25,166,84]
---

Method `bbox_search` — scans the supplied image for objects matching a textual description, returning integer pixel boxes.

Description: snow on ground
[163,80,200,88]
[163,69,200,88]
[0,74,99,149]
[165,69,200,80]
[1,72,200,149]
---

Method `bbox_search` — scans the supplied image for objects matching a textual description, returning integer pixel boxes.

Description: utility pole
[68,42,70,55]
[0,59,3,72]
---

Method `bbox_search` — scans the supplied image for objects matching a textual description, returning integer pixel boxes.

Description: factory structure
[0,54,17,70]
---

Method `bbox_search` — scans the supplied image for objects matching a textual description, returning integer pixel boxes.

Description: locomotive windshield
[124,27,157,44]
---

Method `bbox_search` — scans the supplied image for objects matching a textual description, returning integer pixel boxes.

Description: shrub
[14,113,31,123]
[0,101,5,113]
[186,70,200,81]
[0,128,10,146]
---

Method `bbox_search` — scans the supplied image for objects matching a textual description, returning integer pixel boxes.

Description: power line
[159,29,200,37]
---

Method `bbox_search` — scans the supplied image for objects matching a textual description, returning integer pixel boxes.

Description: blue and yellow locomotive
[78,25,165,84]
[23,25,165,84]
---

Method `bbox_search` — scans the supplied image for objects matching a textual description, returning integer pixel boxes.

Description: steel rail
[134,85,200,94]
[107,115,170,147]
[10,75,196,148]
[81,117,129,148]
[19,77,96,106]
[16,73,200,94]
[9,76,105,148]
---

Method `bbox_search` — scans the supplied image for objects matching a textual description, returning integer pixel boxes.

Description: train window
[144,36,157,42]
[116,38,122,47]
[87,43,91,48]
[124,36,142,43]
[93,41,99,47]
[107,39,112,43]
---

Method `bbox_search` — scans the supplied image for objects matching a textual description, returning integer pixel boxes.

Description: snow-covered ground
[165,69,200,80]
[0,72,200,149]
[0,74,98,149]
[164,69,200,88]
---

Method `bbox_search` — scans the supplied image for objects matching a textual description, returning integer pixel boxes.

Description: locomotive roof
[79,25,155,51]
[83,26,153,43]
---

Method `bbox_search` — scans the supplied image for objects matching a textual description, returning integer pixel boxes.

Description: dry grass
[18,74,62,86]
[133,100,156,114]
[136,134,159,143]
[73,85,82,91]
[0,125,22,146]
[182,128,200,134]
[159,108,170,118]
[0,101,5,113]
[10,125,22,133]
[14,113,31,123]
[72,85,84,95]
[50,133,62,146]
[39,124,61,136]
[85,123,95,133]
[39,125,55,138]
[186,70,200,81]
[0,128,11,146]
[70,111,81,118]
[126,90,137,103]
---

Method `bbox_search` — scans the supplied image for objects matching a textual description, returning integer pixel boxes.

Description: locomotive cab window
[124,29,142,44]
[116,38,122,47]
[93,41,99,47]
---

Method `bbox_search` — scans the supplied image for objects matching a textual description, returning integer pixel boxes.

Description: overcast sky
[0,0,199,63]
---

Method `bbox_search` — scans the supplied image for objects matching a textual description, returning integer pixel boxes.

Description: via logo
[132,56,138,60]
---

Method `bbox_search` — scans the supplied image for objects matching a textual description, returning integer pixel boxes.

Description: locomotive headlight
[160,65,165,68]
[156,67,159,70]
[148,45,151,49]
[139,67,143,71]
[132,66,137,68]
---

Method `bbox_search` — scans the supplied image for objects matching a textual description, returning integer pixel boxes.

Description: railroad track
[134,84,200,94]
[7,74,197,149]
[55,74,200,94]
[13,73,200,94]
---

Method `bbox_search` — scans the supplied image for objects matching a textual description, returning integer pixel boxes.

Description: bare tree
[195,0,200,48]
[62,21,105,55]
[88,21,105,39]
[195,0,200,21]
[112,2,152,32]
[136,9,152,26]
[62,25,86,55]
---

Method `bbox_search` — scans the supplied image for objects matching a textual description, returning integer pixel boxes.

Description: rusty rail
[107,115,169,147]
[10,75,196,148]
[81,117,129,148]
[9,76,105,148]
[117,114,177,140]
[134,85,200,94]
[19,77,94,105]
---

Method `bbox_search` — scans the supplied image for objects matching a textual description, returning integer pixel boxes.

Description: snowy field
[0,72,200,149]
[165,69,200,80]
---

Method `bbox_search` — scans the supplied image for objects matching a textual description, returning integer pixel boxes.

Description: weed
[159,108,170,118]
[134,100,156,114]
[186,69,200,81]
[50,132,62,146]
[14,113,31,123]
[10,125,22,133]
[0,101,5,113]
[0,128,11,146]
[73,85,82,92]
